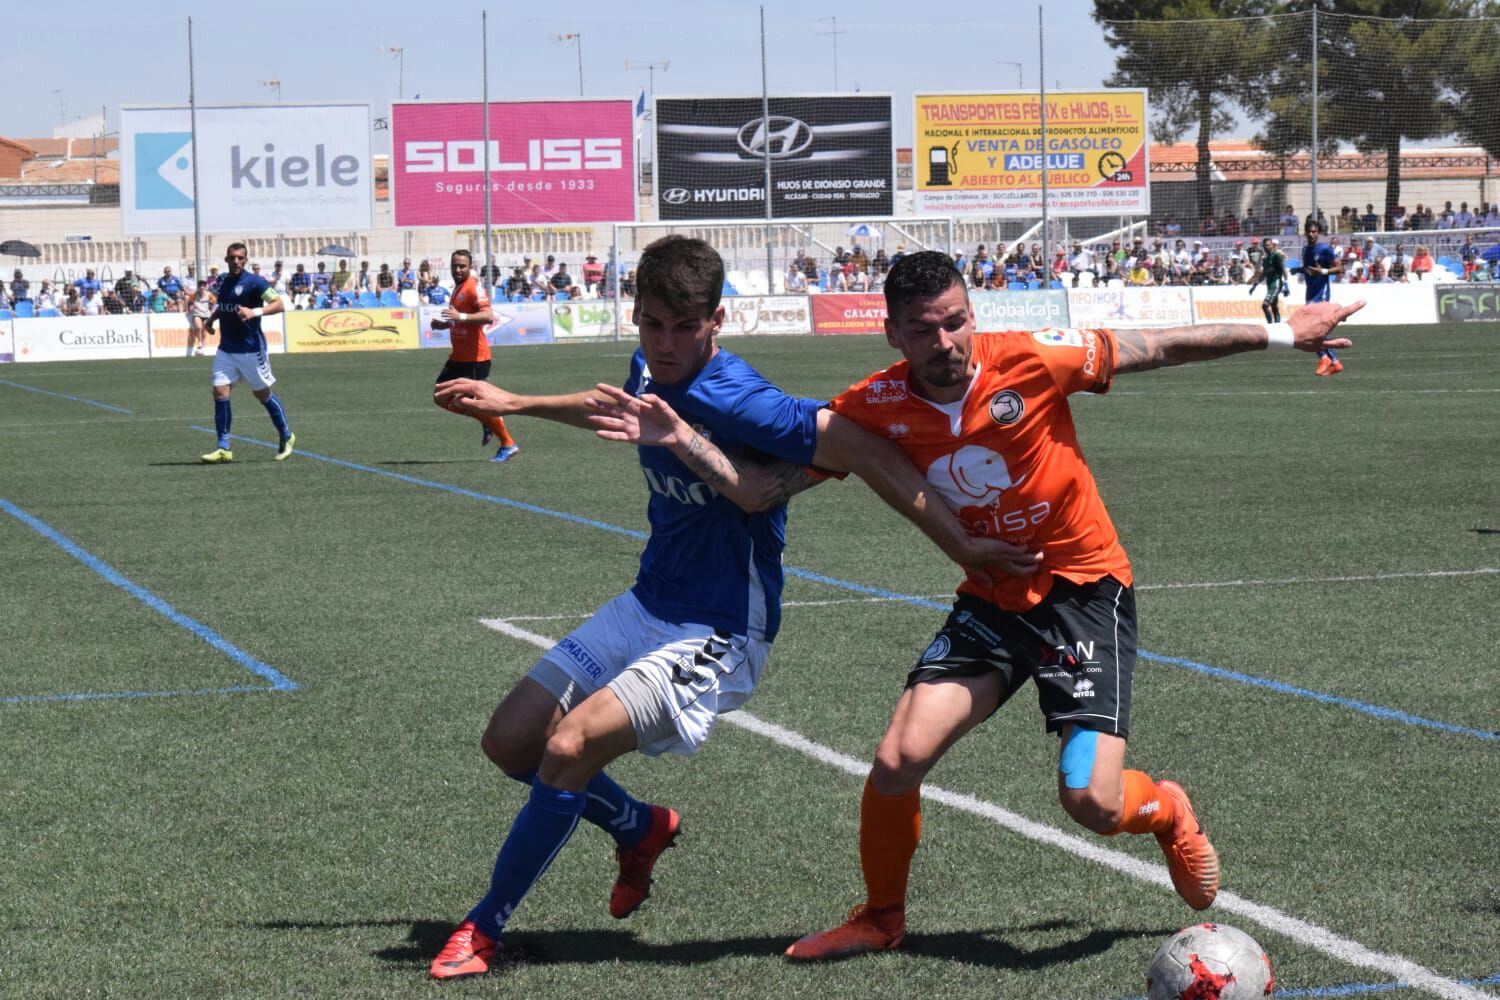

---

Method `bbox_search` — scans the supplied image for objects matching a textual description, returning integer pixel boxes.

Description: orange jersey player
[432,250,518,461]
[589,250,1360,962]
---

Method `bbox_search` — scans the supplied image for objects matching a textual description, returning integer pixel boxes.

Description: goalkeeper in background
[1247,236,1290,323]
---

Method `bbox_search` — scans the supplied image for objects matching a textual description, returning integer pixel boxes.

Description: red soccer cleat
[609,804,681,918]
[784,903,907,961]
[430,919,498,980]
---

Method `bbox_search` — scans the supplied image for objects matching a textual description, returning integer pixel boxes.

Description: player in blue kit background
[1301,220,1345,376]
[426,236,1029,980]
[200,242,295,463]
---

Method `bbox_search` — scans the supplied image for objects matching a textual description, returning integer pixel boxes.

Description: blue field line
[2,685,273,705]
[0,377,133,414]
[0,499,297,694]
[1116,969,1500,999]
[204,430,1497,742]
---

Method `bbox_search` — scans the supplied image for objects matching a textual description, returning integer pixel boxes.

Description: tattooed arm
[1111,299,1363,375]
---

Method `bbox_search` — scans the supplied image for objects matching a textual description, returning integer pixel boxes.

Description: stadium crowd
[1153,199,1500,239]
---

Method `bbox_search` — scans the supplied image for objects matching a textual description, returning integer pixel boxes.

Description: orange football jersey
[828,328,1132,611]
[447,274,492,363]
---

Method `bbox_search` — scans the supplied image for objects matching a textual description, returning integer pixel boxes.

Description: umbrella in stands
[318,243,355,257]
[1,240,41,258]
[845,223,883,242]
[1481,243,1500,263]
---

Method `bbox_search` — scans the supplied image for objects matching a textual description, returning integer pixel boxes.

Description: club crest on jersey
[1032,327,1083,348]
[926,445,1024,509]
[864,378,907,404]
[234,283,245,296]
[988,389,1024,426]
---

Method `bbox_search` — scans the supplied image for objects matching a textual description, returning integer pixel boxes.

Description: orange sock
[859,776,921,910]
[482,416,515,447]
[1109,769,1176,836]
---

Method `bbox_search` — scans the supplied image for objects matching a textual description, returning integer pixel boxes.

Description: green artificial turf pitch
[0,326,1496,999]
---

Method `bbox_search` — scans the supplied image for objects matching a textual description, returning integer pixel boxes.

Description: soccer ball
[1146,922,1274,999]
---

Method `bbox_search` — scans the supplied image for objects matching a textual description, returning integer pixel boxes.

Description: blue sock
[214,398,232,448]
[466,781,584,939]
[1317,348,1331,360]
[260,393,290,439]
[505,768,651,848]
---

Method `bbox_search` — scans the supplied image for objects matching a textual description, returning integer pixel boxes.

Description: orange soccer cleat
[430,919,498,980]
[1327,359,1344,375]
[1154,780,1220,910]
[609,805,681,918]
[1315,356,1333,376]
[783,903,906,961]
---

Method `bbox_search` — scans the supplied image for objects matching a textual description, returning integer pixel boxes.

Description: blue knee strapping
[1059,727,1098,790]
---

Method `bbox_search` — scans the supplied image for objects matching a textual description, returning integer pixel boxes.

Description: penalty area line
[478,618,1487,1000]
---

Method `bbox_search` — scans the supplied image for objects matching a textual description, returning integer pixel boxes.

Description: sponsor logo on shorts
[556,636,605,679]
[921,635,951,663]
[1072,677,1095,698]
[988,389,1024,426]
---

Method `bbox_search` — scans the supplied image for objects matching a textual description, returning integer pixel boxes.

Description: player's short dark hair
[635,236,724,318]
[884,250,966,317]
[226,241,247,255]
[451,249,472,264]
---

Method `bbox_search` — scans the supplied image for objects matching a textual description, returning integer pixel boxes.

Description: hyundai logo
[662,187,691,205]
[736,116,815,159]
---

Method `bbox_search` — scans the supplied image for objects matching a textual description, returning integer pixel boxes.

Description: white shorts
[527,591,770,757]
[212,349,276,390]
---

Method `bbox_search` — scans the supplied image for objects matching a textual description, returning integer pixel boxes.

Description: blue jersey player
[426,236,1025,980]
[199,242,295,463]
[1301,221,1345,376]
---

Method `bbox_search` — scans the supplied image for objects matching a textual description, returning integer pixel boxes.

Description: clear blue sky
[7,0,1118,150]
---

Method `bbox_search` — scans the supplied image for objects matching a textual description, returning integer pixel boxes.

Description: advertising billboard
[120,104,373,234]
[655,95,894,220]
[284,308,419,353]
[417,304,554,348]
[390,100,636,227]
[14,315,152,362]
[970,289,1071,332]
[1067,286,1191,328]
[1434,284,1500,324]
[811,294,887,335]
[913,91,1149,217]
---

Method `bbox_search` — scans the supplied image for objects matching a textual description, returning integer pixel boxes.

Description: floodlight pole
[761,6,774,286]
[1038,5,1050,269]
[483,10,494,299]
[1309,5,1319,224]
[188,17,203,291]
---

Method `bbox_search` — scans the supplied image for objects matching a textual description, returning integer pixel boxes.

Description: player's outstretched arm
[434,378,607,429]
[1111,300,1362,374]
[587,383,824,513]
[811,409,1041,577]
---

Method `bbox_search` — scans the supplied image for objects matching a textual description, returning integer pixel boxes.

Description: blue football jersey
[623,348,823,641]
[1302,241,1336,302]
[213,272,275,353]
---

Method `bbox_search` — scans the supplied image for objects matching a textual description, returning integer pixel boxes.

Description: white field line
[1137,567,1499,592]
[479,617,1489,1000]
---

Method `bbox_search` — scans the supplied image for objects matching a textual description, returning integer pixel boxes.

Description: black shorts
[906,576,1137,738]
[436,359,492,384]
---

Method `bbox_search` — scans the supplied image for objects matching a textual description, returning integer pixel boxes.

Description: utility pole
[816,17,843,91]
[383,46,404,99]
[558,33,584,96]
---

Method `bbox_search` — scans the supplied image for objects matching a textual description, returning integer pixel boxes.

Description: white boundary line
[1137,567,1499,592]
[479,617,1489,1000]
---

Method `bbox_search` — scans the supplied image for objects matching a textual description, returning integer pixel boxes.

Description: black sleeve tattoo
[1111,323,1266,374]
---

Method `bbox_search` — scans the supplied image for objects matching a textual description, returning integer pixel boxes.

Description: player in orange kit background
[433,249,519,462]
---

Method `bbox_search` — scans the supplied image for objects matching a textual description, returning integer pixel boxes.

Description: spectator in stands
[1228,256,1246,284]
[1200,214,1217,237]
[548,262,574,298]
[181,264,199,295]
[1210,256,1229,285]
[35,280,56,312]
[582,254,604,294]
[1163,213,1182,237]
[74,269,100,299]
[102,288,126,315]
[1281,204,1299,237]
[1170,239,1191,284]
[1127,257,1153,286]
[61,285,81,316]
[1367,260,1392,284]
[267,261,284,291]
[397,258,417,291]
[114,270,139,298]
[1242,207,1260,236]
[1362,236,1389,268]
[150,286,171,313]
[785,262,807,293]
[1220,212,1239,237]
[1051,249,1067,281]
[82,286,102,315]
[1068,240,1095,287]
[9,269,30,306]
[1484,203,1500,227]
[802,255,819,281]
[872,248,889,274]
[521,263,544,298]
[1460,235,1480,279]
[1388,247,1409,282]
[157,266,183,298]
[1360,204,1379,232]
[1437,205,1455,229]
[356,260,373,292]
[1392,206,1409,231]
[418,264,440,303]
[289,264,311,298]
[1456,202,1475,228]
[851,245,870,273]
[312,261,332,297]
[619,268,637,298]
[332,260,353,294]
[1410,244,1433,280]
[376,263,395,291]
